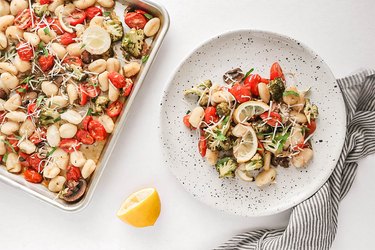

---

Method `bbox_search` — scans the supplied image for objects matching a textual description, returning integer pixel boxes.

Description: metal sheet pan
[0,0,169,212]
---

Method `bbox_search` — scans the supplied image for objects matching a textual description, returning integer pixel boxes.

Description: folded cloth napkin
[216,69,375,250]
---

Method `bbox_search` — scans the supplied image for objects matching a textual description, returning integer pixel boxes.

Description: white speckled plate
[159,30,346,217]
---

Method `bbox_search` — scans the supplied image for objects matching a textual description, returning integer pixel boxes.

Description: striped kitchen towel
[216,69,375,250]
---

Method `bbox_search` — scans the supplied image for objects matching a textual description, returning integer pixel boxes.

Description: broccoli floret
[103,12,124,42]
[216,102,230,117]
[65,64,87,81]
[207,117,233,151]
[252,120,272,134]
[304,98,319,123]
[40,108,60,126]
[263,132,290,155]
[121,29,144,58]
[244,153,263,171]
[95,96,109,113]
[269,78,285,101]
[215,157,238,178]
[198,94,209,106]
[33,3,49,17]
[184,80,212,97]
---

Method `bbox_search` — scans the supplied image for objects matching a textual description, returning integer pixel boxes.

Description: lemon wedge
[117,188,161,228]
[82,26,111,55]
[233,126,258,163]
[233,101,270,124]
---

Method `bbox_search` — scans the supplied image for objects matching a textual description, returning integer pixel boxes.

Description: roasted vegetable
[304,98,319,123]
[216,102,230,117]
[269,78,285,101]
[252,120,272,134]
[184,80,212,97]
[215,157,238,178]
[244,153,263,171]
[33,3,49,17]
[66,64,87,81]
[95,96,109,112]
[121,29,145,58]
[40,108,60,126]
[103,12,124,42]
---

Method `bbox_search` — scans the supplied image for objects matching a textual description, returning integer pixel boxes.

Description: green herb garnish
[17,88,26,93]
[87,108,93,116]
[2,140,16,153]
[242,68,254,80]
[43,27,50,35]
[2,153,8,163]
[46,147,57,157]
[141,55,149,63]
[103,11,111,16]
[144,13,153,20]
[283,91,299,97]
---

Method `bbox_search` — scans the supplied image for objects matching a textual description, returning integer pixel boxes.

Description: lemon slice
[117,188,161,228]
[82,26,111,55]
[233,101,270,124]
[233,126,258,163]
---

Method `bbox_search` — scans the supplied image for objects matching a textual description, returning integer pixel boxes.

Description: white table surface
[1,0,375,249]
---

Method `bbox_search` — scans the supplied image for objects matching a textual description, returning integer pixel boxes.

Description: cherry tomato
[244,74,263,97]
[66,10,86,26]
[106,101,123,118]
[60,32,77,45]
[40,0,51,4]
[306,120,317,136]
[82,116,93,131]
[19,152,30,168]
[6,135,19,152]
[88,120,107,141]
[125,12,147,29]
[260,112,282,127]
[85,6,102,19]
[79,85,88,106]
[122,80,133,97]
[183,114,192,129]
[63,55,83,67]
[270,62,285,81]
[28,153,44,172]
[24,169,43,183]
[38,54,54,72]
[14,9,33,30]
[59,139,81,153]
[46,17,64,35]
[27,103,37,115]
[198,135,207,157]
[76,130,95,145]
[80,83,100,98]
[108,72,126,88]
[29,128,47,145]
[204,107,219,124]
[292,142,307,151]
[66,165,81,181]
[16,42,34,61]
[229,83,251,103]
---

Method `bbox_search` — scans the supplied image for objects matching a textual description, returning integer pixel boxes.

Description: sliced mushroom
[60,179,87,203]
[223,68,244,84]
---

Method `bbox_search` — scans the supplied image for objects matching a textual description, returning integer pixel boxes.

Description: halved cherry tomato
[24,169,43,183]
[198,135,207,157]
[244,74,263,97]
[66,10,86,26]
[106,101,123,117]
[63,55,83,67]
[81,83,100,98]
[45,17,64,35]
[28,153,44,172]
[270,62,285,81]
[79,85,88,106]
[76,130,95,145]
[85,6,102,19]
[38,54,54,72]
[108,72,126,88]
[14,9,33,30]
[27,103,37,115]
[40,0,51,4]
[6,135,19,152]
[122,79,133,97]
[204,107,219,124]
[66,165,81,181]
[19,152,30,168]
[260,112,282,127]
[59,139,81,153]
[292,142,306,151]
[16,83,29,94]
[16,42,34,61]
[60,32,77,45]
[82,116,93,131]
[306,119,317,136]
[229,83,251,103]
[183,114,192,129]
[29,128,47,145]
[125,12,147,29]
[88,120,107,141]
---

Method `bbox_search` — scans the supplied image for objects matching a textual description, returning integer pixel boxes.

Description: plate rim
[159,29,346,217]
